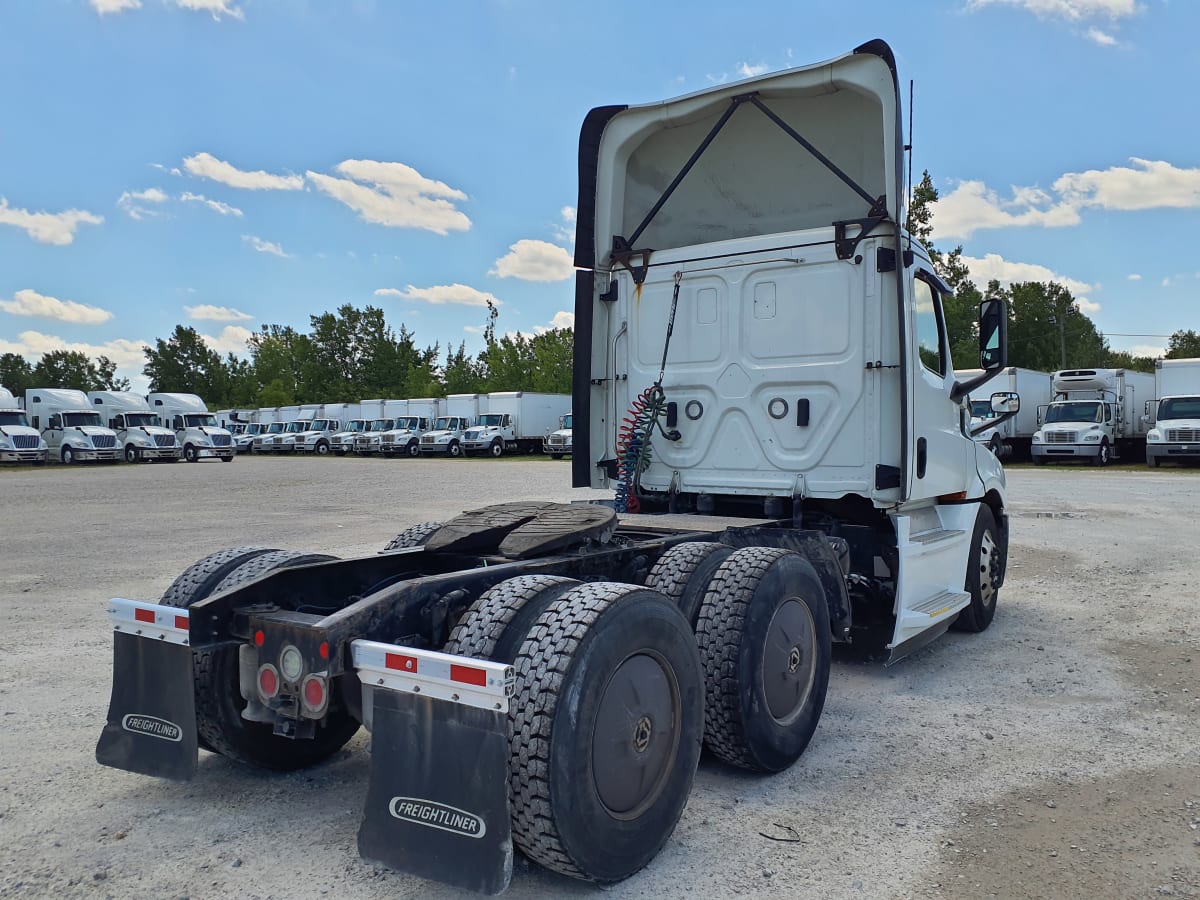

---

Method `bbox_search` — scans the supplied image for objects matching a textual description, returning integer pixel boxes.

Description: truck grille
[1166,428,1200,442]
[1044,431,1076,444]
[12,435,39,449]
[211,434,232,447]
[92,435,116,449]
[153,433,176,447]
[421,436,436,445]
[547,434,566,447]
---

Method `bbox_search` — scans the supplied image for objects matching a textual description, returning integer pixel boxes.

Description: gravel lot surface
[1,456,1197,899]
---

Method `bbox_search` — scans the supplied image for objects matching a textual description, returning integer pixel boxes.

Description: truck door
[908,270,972,501]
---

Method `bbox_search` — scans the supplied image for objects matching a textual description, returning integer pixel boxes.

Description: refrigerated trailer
[1031,368,1154,465]
[97,40,1014,895]
[1146,357,1200,466]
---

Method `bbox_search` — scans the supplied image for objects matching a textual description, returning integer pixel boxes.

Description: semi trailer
[1145,357,1200,466]
[97,40,1013,896]
[1031,368,1153,465]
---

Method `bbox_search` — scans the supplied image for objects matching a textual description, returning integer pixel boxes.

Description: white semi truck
[956,367,1052,459]
[25,388,121,463]
[1145,357,1200,467]
[543,412,573,459]
[89,391,182,463]
[97,41,1014,896]
[0,386,48,465]
[1031,368,1154,466]
[462,392,572,457]
[147,393,235,463]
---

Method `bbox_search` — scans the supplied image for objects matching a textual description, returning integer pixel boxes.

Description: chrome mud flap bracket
[353,640,515,896]
[95,599,198,781]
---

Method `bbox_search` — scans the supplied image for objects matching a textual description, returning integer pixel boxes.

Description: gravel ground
[0,456,1197,899]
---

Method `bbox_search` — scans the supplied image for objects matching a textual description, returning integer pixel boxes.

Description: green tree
[247,325,312,404]
[143,325,231,400]
[0,353,34,395]
[31,350,129,391]
[442,341,486,394]
[1166,329,1200,359]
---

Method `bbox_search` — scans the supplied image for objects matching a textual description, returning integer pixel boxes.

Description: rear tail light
[258,664,280,700]
[301,674,328,715]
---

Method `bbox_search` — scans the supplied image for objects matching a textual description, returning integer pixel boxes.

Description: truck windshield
[286,421,309,433]
[1045,402,1103,424]
[0,411,30,427]
[266,422,285,434]
[310,419,331,431]
[477,414,504,426]
[432,417,454,430]
[184,414,218,427]
[367,419,394,432]
[124,413,157,427]
[346,420,366,432]
[969,400,995,419]
[245,423,263,435]
[394,417,420,430]
[561,414,572,429]
[64,412,103,427]
[1158,397,1200,420]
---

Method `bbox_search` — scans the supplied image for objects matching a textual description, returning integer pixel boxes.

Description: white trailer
[1146,357,1200,467]
[147,393,235,463]
[0,386,48,465]
[1031,368,1154,465]
[88,391,181,463]
[25,388,120,463]
[463,392,572,456]
[955,367,1052,458]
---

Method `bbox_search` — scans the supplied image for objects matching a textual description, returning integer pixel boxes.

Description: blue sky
[1,0,1195,391]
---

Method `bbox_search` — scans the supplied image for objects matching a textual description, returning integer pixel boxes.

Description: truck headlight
[1148,431,1162,442]
[437,435,450,443]
[1083,433,1100,442]
[1032,433,1042,443]
[0,437,10,449]
[196,437,212,446]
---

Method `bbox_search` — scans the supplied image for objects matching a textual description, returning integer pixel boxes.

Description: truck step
[907,527,964,546]
[908,589,970,617]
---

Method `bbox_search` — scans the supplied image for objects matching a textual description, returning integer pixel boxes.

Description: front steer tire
[950,505,1001,634]
[508,582,703,883]
[695,547,831,773]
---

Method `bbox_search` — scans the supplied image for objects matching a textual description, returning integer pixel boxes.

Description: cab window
[913,273,947,377]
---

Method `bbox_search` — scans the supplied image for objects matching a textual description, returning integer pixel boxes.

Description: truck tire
[549,453,562,460]
[183,444,198,463]
[489,438,504,458]
[645,541,734,627]
[381,521,443,552]
[170,550,359,770]
[444,574,579,663]
[160,546,277,609]
[406,439,420,458]
[62,446,75,465]
[315,440,330,455]
[447,440,462,458]
[950,505,1001,634]
[695,547,831,773]
[509,582,703,883]
[1092,439,1111,467]
[124,445,140,464]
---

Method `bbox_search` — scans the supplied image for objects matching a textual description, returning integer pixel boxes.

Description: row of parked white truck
[957,358,1200,467]
[215,392,575,461]
[0,387,236,465]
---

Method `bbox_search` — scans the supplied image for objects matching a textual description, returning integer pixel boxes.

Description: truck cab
[1146,394,1200,466]
[419,416,471,457]
[462,413,514,456]
[0,388,48,465]
[544,413,573,459]
[380,416,429,458]
[255,421,286,452]
[1031,368,1153,466]
[88,391,181,463]
[235,421,263,454]
[331,419,367,455]
[25,388,121,464]
[292,418,342,455]
[148,392,235,463]
[355,418,396,455]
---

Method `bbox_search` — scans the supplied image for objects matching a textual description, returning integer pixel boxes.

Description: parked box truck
[25,388,120,463]
[89,391,181,463]
[463,392,572,456]
[380,399,438,457]
[0,386,48,465]
[1145,357,1200,467]
[543,412,573,459]
[1031,368,1154,465]
[147,393,235,463]
[955,367,1052,459]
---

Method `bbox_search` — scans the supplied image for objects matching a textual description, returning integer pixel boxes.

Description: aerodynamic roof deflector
[610,93,889,284]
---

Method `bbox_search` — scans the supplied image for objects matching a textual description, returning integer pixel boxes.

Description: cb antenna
[905,78,914,251]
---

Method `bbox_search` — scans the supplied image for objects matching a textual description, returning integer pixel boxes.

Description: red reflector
[303,676,326,710]
[174,615,188,631]
[450,664,488,687]
[385,652,418,673]
[254,630,265,647]
[259,666,278,699]
[134,607,156,624]
[319,641,329,660]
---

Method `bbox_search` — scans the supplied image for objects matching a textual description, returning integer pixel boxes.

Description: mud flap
[353,640,514,895]
[96,629,198,781]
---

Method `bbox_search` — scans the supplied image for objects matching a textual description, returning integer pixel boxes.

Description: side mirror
[991,391,1019,415]
[979,298,1007,372]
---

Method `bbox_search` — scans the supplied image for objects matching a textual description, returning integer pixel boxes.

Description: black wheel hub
[762,598,818,725]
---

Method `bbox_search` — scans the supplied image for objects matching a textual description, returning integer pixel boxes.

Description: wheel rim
[978,528,999,608]
[63,448,73,464]
[449,442,460,457]
[1100,444,1109,464]
[491,441,502,457]
[126,446,137,463]
[761,598,818,725]
[316,443,329,455]
[591,651,681,821]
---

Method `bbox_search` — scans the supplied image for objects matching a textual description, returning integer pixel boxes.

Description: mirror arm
[951,369,999,404]
[969,408,1019,437]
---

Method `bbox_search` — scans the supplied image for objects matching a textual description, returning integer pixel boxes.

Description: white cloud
[0,330,147,377]
[960,253,1099,311]
[183,152,304,191]
[463,325,486,335]
[1125,343,1166,358]
[185,304,253,322]
[375,284,499,308]
[1053,158,1200,211]
[965,0,1141,22]
[932,180,1080,239]
[534,311,575,334]
[180,192,243,217]
[90,0,141,14]
[200,325,253,354]
[490,239,574,282]
[1127,273,1142,281]
[175,0,244,20]
[0,198,103,246]
[737,61,769,77]
[307,160,470,234]
[0,289,114,325]
[1161,277,1172,288]
[242,235,289,257]
[117,187,169,220]
[553,206,577,246]
[1086,26,1118,45]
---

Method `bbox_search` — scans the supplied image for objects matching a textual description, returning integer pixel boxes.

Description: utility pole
[1048,304,1075,369]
